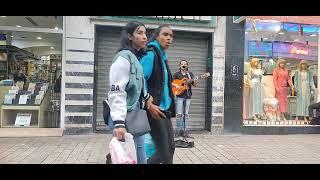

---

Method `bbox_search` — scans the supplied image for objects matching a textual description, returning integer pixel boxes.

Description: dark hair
[118,21,146,57]
[148,25,171,44]
[179,59,189,71]
[179,59,188,65]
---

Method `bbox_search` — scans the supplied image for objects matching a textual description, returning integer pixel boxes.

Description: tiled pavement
[1,133,320,164]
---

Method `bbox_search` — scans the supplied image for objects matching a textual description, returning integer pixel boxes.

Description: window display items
[273,59,293,120]
[247,58,266,121]
[294,60,316,124]
[263,96,280,121]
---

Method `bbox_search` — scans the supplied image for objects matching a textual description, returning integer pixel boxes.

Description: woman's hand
[113,127,126,141]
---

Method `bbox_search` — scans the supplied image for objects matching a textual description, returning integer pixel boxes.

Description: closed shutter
[167,32,209,130]
[95,26,122,129]
[95,26,210,130]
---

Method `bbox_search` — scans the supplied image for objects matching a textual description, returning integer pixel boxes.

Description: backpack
[103,99,110,125]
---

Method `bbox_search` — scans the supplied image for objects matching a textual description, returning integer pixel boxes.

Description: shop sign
[290,46,309,55]
[247,16,320,25]
[93,16,217,27]
[273,42,317,61]
[15,113,32,127]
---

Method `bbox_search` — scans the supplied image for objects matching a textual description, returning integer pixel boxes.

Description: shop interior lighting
[10,35,13,38]
[16,25,21,28]
[54,26,59,30]
[50,46,54,49]
[310,34,317,37]
[36,37,42,40]
[0,16,6,18]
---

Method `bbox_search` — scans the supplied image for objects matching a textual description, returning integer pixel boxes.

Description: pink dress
[273,69,292,113]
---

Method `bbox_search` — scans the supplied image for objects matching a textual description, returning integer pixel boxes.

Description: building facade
[62,16,227,135]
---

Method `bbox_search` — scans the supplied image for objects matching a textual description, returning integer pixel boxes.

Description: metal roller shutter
[95,26,210,130]
[95,26,122,129]
[167,32,209,130]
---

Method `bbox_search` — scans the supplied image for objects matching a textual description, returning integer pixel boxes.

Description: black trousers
[147,111,175,164]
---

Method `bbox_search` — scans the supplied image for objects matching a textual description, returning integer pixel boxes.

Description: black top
[173,71,194,99]
[145,45,176,116]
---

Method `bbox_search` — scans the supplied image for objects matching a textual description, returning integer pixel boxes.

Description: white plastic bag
[109,133,137,164]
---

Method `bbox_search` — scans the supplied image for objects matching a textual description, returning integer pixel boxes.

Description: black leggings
[147,112,175,164]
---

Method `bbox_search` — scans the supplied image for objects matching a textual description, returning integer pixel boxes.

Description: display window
[0,16,62,129]
[243,18,320,126]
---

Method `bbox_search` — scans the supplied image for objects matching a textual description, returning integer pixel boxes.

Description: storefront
[0,16,63,136]
[227,16,320,134]
[91,16,216,131]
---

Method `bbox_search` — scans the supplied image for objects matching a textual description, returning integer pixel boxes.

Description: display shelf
[2,125,38,128]
[0,92,50,128]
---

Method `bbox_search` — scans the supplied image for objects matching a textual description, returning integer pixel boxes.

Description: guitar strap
[186,71,192,96]
[186,71,191,80]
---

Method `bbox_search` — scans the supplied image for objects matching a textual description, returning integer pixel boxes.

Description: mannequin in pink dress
[273,59,293,120]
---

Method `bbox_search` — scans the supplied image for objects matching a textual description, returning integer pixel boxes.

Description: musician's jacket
[107,49,150,128]
[173,71,194,99]
[140,40,175,116]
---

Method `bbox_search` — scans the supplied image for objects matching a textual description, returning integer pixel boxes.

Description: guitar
[172,72,210,96]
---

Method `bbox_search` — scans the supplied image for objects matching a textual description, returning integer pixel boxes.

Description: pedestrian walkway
[1,133,320,164]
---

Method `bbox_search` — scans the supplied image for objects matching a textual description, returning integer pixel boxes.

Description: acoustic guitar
[172,72,210,96]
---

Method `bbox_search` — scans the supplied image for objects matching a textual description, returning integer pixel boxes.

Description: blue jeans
[108,118,147,164]
[175,97,191,131]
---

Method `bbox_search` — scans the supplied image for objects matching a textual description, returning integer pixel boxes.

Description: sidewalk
[1,133,320,164]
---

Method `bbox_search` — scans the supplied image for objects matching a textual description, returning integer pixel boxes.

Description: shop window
[301,24,319,34]
[283,23,300,32]
[244,19,320,126]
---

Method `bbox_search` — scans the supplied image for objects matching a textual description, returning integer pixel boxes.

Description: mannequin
[294,60,315,124]
[273,59,293,120]
[247,58,265,121]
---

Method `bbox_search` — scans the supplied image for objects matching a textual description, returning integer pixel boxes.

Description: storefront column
[211,16,226,134]
[63,16,95,134]
[223,16,245,133]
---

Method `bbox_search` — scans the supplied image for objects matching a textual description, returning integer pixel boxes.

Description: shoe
[106,153,112,164]
[181,131,194,139]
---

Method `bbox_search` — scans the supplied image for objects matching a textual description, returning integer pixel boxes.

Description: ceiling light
[54,26,59,30]
[16,25,21,28]
[294,39,299,42]
[0,16,6,18]
[263,37,268,40]
[10,35,13,38]
[278,31,285,35]
[36,37,42,40]
[50,46,54,49]
[310,34,317,37]
[245,31,248,34]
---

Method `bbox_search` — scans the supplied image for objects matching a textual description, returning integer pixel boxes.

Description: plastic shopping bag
[109,133,137,164]
[144,133,156,159]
